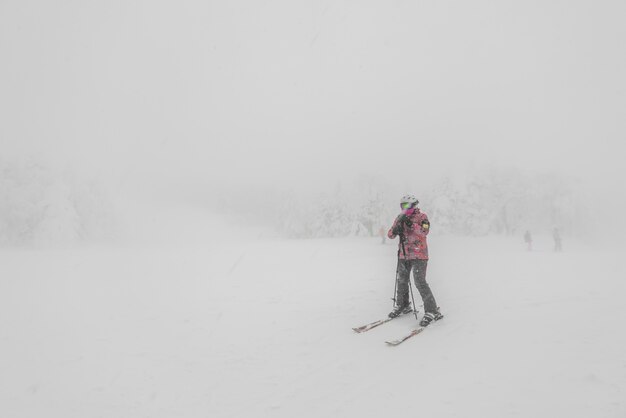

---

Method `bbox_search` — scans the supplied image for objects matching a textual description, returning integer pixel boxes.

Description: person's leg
[412,259,438,313]
[394,259,411,307]
[389,259,412,317]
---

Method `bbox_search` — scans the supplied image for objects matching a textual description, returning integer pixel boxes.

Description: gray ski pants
[394,259,438,314]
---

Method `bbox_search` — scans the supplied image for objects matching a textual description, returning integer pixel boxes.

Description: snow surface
[1,208,625,418]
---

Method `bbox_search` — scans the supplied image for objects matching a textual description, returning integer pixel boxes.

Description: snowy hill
[1,213,624,417]
[3,0,626,415]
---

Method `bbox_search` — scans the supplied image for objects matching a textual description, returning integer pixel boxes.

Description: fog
[1,0,625,242]
[4,4,626,416]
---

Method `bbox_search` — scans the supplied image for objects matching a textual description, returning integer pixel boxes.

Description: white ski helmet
[400,195,419,208]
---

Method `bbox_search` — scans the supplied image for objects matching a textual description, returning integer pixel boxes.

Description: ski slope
[1,210,624,417]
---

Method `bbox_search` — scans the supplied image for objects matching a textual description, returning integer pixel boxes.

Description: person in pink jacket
[387,195,443,327]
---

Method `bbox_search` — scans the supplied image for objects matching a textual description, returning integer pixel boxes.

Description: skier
[378,226,386,244]
[387,195,443,327]
[553,227,562,252]
[524,230,533,251]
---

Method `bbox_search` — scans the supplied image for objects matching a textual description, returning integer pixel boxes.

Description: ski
[352,318,391,333]
[386,312,444,345]
[385,327,425,346]
[352,310,415,333]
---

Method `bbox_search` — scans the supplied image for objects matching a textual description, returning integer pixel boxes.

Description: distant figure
[553,227,562,252]
[378,226,386,244]
[524,230,533,251]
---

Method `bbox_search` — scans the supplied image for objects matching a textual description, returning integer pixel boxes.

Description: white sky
[1,0,625,196]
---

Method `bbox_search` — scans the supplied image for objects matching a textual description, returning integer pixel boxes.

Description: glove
[392,225,403,236]
[421,220,430,230]
[397,214,413,228]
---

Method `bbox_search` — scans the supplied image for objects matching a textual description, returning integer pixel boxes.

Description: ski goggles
[400,202,414,210]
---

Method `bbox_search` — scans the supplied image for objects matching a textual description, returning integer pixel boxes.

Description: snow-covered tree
[0,158,114,246]
[425,165,584,237]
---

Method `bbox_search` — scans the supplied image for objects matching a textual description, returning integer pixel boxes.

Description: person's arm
[416,214,430,236]
[387,215,404,239]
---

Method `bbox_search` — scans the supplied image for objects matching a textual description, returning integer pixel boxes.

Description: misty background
[1,0,625,246]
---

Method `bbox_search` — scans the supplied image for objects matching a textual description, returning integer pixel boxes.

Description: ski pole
[391,223,404,307]
[399,232,407,258]
[407,270,419,321]
[400,235,419,321]
[392,254,400,307]
[392,232,406,307]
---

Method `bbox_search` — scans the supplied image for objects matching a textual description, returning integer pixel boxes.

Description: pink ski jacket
[387,210,430,260]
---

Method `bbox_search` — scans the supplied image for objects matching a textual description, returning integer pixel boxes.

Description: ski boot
[419,308,443,327]
[388,304,413,318]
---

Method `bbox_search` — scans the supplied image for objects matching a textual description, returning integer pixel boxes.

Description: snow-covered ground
[1,208,625,417]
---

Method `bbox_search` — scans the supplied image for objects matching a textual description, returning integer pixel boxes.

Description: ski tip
[385,328,425,346]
